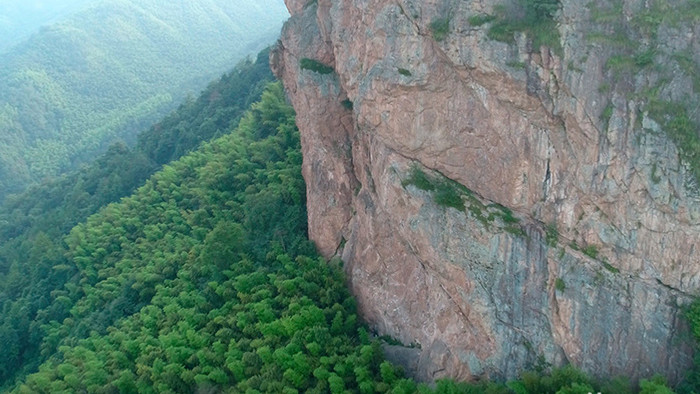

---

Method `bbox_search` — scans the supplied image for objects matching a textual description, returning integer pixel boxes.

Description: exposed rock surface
[272,0,700,383]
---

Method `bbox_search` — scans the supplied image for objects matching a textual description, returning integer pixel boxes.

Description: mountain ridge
[0,0,288,200]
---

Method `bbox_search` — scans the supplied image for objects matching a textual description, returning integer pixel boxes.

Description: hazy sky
[0,0,289,54]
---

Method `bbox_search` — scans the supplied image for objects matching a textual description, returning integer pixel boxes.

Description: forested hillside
[0,0,287,199]
[2,79,415,394]
[0,0,95,53]
[0,50,274,388]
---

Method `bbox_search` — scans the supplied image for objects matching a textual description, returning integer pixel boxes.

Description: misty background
[0,0,289,199]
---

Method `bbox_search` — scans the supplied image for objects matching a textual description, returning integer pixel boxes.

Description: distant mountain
[0,0,96,53]
[0,0,288,200]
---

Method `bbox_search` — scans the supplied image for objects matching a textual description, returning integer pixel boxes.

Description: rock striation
[272,0,700,383]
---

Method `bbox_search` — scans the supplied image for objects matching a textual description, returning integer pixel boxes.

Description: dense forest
[1,42,696,391]
[0,0,287,199]
[0,49,274,388]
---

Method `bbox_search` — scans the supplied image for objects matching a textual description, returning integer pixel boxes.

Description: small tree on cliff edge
[524,0,560,23]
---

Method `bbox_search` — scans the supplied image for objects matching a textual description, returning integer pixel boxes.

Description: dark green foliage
[601,261,620,274]
[686,300,700,342]
[403,166,530,232]
[398,68,412,77]
[646,100,700,184]
[639,375,675,394]
[138,49,277,166]
[496,205,518,224]
[488,0,561,52]
[468,14,497,26]
[606,49,657,75]
[415,365,647,394]
[634,49,657,68]
[430,17,451,41]
[402,166,465,211]
[651,162,662,184]
[4,80,428,394]
[520,365,593,393]
[8,81,386,392]
[434,183,466,211]
[582,245,599,259]
[555,278,566,292]
[379,335,406,346]
[606,55,636,74]
[0,0,287,199]
[341,99,354,110]
[511,364,676,394]
[545,224,558,247]
[299,58,335,75]
[504,225,527,237]
[599,376,633,393]
[487,21,518,43]
[601,104,614,124]
[402,166,436,192]
[525,0,560,21]
[679,298,700,393]
[0,51,274,388]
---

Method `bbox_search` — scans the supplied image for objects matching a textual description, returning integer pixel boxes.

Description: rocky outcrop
[272,0,700,383]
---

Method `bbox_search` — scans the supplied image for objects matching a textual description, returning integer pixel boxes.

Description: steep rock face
[272,0,699,383]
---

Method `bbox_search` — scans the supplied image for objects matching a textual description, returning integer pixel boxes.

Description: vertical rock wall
[272,0,699,383]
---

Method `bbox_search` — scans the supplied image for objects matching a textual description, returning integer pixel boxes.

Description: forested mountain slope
[0,0,287,199]
[3,81,418,394]
[0,0,96,53]
[0,50,274,387]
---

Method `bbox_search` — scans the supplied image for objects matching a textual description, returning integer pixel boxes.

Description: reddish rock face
[273,0,699,383]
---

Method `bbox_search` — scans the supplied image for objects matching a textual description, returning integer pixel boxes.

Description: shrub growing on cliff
[686,299,700,342]
[398,68,412,77]
[488,0,561,52]
[402,166,436,192]
[524,0,559,22]
[433,182,465,211]
[587,1,700,188]
[647,99,700,185]
[555,278,566,292]
[582,245,599,260]
[468,13,497,26]
[430,17,451,41]
[402,166,466,211]
[299,58,335,74]
[545,224,559,247]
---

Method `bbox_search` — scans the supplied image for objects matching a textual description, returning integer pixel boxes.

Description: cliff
[271,0,700,384]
